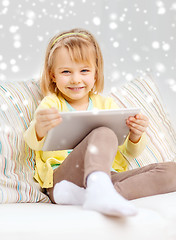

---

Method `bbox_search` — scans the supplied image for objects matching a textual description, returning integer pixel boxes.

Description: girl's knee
[91,127,118,146]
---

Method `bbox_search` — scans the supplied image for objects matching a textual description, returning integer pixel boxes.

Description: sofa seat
[1,191,176,240]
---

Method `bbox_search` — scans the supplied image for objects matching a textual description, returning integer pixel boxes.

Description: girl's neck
[68,101,89,111]
[62,94,90,111]
[70,102,89,111]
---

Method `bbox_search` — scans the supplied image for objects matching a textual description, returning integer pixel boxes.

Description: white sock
[53,180,85,205]
[83,171,138,217]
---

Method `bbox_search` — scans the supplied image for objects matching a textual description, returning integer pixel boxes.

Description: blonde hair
[40,28,104,96]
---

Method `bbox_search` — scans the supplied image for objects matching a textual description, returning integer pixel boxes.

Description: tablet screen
[42,108,140,151]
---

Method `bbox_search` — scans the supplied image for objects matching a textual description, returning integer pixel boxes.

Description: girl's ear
[91,78,96,93]
[50,71,56,82]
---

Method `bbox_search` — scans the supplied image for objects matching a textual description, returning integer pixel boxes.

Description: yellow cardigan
[24,92,146,188]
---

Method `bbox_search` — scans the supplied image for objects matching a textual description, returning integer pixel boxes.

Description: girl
[24,28,176,217]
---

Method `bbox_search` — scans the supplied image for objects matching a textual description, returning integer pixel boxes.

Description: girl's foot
[83,171,138,217]
[53,180,85,205]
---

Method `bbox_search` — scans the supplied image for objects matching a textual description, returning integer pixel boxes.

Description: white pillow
[0,80,49,203]
[110,75,176,169]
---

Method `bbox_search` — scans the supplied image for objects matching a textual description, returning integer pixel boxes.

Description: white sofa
[0,75,176,240]
[1,192,176,240]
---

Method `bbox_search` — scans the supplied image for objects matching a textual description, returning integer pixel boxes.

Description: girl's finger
[39,119,62,134]
[127,119,148,128]
[42,118,62,128]
[128,122,146,132]
[37,113,61,122]
[136,114,148,120]
[37,107,58,115]
[129,126,143,136]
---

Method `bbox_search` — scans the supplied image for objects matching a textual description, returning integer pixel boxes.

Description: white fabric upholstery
[0,192,176,240]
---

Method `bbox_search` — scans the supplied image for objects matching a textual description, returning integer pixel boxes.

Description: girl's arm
[24,108,62,150]
[105,97,149,160]
[119,113,149,160]
[23,94,62,150]
[35,107,62,141]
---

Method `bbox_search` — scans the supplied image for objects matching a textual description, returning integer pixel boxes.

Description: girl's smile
[67,86,86,91]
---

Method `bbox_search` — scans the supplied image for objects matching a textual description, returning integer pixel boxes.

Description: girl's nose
[70,73,81,84]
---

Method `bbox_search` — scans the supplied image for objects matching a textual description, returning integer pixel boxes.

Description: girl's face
[51,47,96,108]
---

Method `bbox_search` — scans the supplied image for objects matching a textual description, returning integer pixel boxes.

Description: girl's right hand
[35,107,62,141]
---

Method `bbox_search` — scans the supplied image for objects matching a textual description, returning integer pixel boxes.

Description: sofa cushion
[0,80,49,203]
[110,75,176,169]
[1,192,176,240]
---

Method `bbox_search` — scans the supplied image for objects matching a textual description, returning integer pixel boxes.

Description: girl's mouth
[68,87,85,91]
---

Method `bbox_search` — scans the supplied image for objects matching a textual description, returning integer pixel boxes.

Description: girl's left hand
[126,113,149,143]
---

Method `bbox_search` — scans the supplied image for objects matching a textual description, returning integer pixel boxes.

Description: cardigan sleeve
[119,133,147,160]
[23,119,46,151]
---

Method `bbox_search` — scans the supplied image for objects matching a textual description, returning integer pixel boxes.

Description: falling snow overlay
[0,0,175,128]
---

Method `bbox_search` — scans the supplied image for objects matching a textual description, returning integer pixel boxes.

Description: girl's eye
[81,69,89,73]
[62,70,70,74]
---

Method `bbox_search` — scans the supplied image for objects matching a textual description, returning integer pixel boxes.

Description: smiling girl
[24,28,176,217]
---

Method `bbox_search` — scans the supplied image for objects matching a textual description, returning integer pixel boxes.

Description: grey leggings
[47,127,176,203]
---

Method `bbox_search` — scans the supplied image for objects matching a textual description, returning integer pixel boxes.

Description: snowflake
[9,26,19,33]
[14,41,21,48]
[152,41,160,49]
[111,87,117,93]
[0,74,6,81]
[171,85,176,92]
[25,19,34,27]
[0,63,7,70]
[109,22,118,30]
[155,63,166,73]
[146,96,154,103]
[113,42,119,48]
[37,36,44,42]
[5,125,11,134]
[2,0,10,7]
[23,99,29,105]
[111,71,120,81]
[162,43,170,51]
[88,144,99,155]
[132,54,141,62]
[69,2,75,7]
[120,89,127,96]
[92,17,101,26]
[109,13,117,20]
[1,104,8,111]
[133,38,138,42]
[92,108,100,115]
[125,73,134,81]
[11,65,19,73]
[171,3,176,10]
[26,10,36,19]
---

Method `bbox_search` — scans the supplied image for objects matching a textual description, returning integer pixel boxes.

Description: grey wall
[0,0,176,129]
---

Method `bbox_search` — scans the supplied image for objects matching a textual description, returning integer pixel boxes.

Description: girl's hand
[126,113,149,143]
[35,107,62,141]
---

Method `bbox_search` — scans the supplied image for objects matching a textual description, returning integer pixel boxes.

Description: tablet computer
[42,107,141,151]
